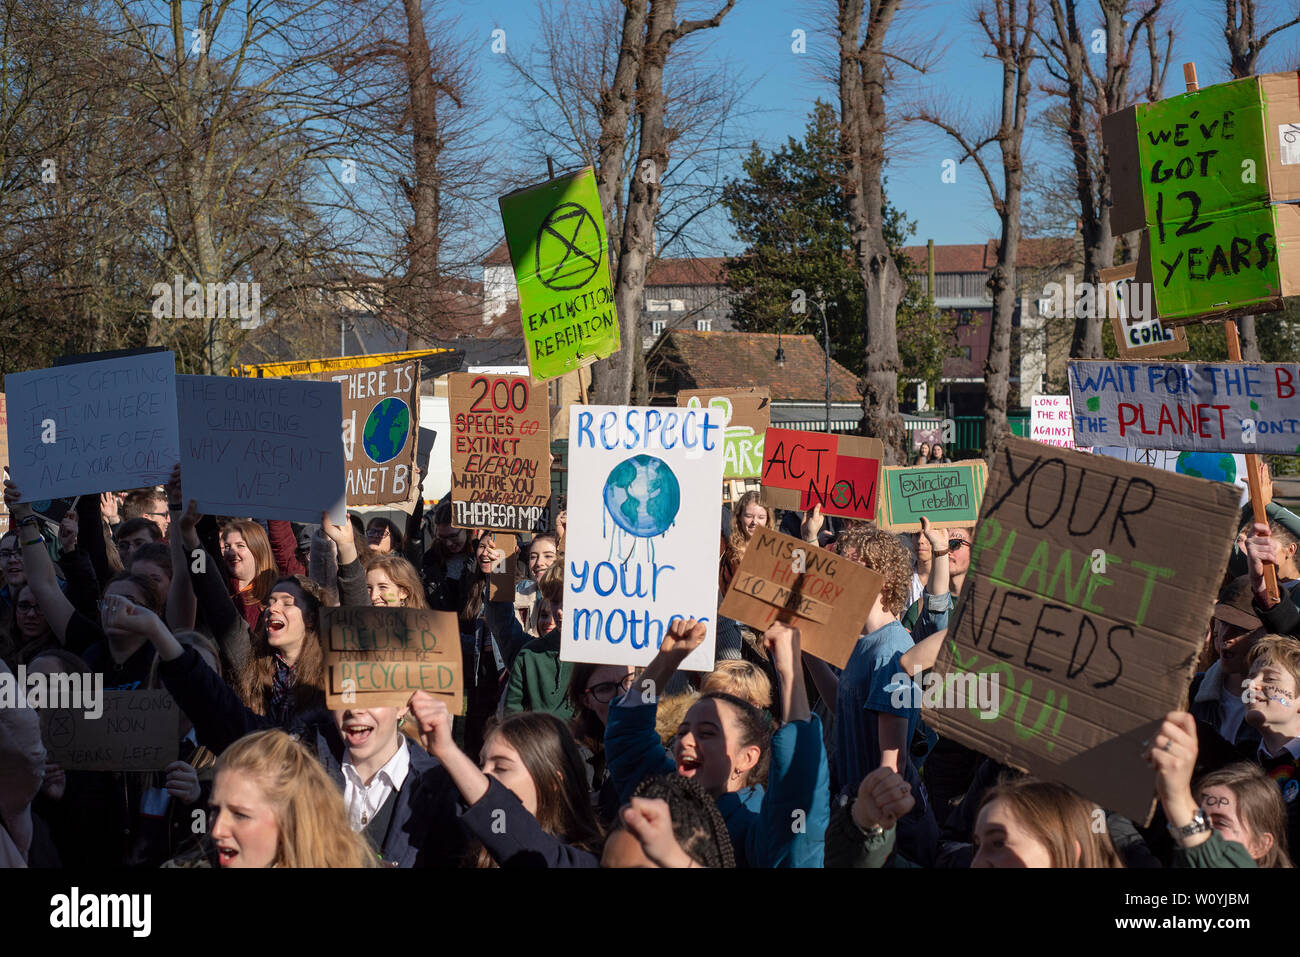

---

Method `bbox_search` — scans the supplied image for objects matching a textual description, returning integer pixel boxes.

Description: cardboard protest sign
[677,388,770,479]
[40,691,178,771]
[1068,360,1300,454]
[1093,446,1252,508]
[718,527,882,669]
[1098,263,1188,359]
[563,405,724,670]
[761,428,883,520]
[877,462,987,532]
[924,436,1240,823]
[323,605,463,710]
[448,372,551,532]
[5,351,180,499]
[1103,74,1300,324]
[321,360,419,507]
[1030,395,1088,451]
[176,375,346,523]
[499,167,621,381]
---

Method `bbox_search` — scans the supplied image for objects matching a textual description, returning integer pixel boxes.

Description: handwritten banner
[877,462,987,532]
[40,690,178,771]
[677,388,770,479]
[760,428,883,520]
[322,360,419,507]
[5,351,180,499]
[925,436,1240,823]
[323,605,463,710]
[718,528,883,669]
[499,166,621,382]
[1103,74,1300,323]
[1030,395,1088,451]
[177,375,346,523]
[448,373,551,532]
[1068,360,1300,454]
[1098,262,1189,360]
[563,405,724,669]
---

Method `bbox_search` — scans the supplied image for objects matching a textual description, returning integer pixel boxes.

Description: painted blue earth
[1176,451,1236,485]
[603,454,680,538]
[362,397,410,464]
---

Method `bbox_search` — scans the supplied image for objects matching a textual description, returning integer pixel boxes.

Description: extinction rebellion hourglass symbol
[535,202,603,291]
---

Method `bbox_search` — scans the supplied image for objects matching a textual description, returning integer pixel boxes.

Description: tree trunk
[838,0,907,464]
[590,0,649,405]
[401,0,441,325]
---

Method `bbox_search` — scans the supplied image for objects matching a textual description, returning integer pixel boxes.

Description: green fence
[950,414,1029,454]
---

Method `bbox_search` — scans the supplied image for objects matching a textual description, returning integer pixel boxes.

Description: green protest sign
[1135,79,1279,322]
[498,167,621,382]
[877,461,987,532]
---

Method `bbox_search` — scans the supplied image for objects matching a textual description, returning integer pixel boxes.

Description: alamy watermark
[889,668,1000,719]
[151,275,260,328]
[0,665,102,718]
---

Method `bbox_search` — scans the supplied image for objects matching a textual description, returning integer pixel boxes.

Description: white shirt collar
[342,736,411,832]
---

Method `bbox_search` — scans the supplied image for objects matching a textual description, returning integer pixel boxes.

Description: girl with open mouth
[604,618,830,867]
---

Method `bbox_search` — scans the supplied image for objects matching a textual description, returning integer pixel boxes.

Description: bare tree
[914,0,1038,455]
[837,0,914,463]
[1038,0,1171,360]
[1222,0,1300,360]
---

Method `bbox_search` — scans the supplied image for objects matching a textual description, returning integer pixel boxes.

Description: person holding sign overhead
[604,618,829,867]
[111,596,467,868]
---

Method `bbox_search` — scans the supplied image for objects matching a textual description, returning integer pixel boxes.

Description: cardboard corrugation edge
[1102,105,1144,236]
[1261,71,1300,202]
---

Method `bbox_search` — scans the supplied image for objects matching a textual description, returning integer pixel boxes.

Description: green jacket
[825,799,918,868]
[503,630,574,720]
[1171,830,1258,868]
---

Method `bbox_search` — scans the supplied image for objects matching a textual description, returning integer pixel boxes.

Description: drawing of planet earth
[603,454,680,538]
[1176,451,1236,485]
[362,397,410,464]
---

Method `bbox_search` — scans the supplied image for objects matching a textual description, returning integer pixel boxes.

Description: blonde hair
[702,660,772,710]
[1248,635,1300,693]
[216,730,377,868]
[655,691,699,747]
[365,554,428,609]
[1195,763,1292,868]
[835,526,913,617]
[978,777,1124,868]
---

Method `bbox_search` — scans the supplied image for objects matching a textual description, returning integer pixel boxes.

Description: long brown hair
[977,778,1124,868]
[216,730,377,868]
[725,491,773,563]
[366,554,428,609]
[1195,763,1293,868]
[235,575,326,718]
[471,711,603,866]
[223,519,278,601]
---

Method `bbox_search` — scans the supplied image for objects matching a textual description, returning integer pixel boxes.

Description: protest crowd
[1,408,1298,871]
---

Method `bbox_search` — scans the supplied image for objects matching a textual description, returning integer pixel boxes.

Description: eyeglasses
[0,550,19,560]
[366,528,388,540]
[145,511,169,520]
[16,602,39,613]
[947,539,970,551]
[585,673,635,703]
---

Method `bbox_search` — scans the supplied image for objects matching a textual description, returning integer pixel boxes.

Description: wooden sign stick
[1183,61,1198,92]
[1225,319,1280,604]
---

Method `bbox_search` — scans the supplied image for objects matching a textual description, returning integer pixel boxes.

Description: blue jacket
[460,776,599,868]
[156,646,466,867]
[605,700,829,868]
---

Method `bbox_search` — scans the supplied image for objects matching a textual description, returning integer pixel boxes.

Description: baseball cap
[1213,575,1265,632]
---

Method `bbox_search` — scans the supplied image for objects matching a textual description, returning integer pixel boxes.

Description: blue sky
[450,0,1298,257]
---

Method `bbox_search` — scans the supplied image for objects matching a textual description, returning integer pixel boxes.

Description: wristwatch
[1166,808,1212,841]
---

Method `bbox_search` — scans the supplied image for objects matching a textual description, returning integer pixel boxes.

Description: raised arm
[3,480,74,640]
[321,512,366,607]
[763,621,809,725]
[267,519,306,577]
[164,466,197,631]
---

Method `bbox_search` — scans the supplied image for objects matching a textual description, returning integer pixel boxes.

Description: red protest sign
[760,428,882,520]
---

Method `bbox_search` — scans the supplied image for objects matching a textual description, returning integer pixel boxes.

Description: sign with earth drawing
[498,166,621,382]
[562,405,724,670]
[321,360,420,507]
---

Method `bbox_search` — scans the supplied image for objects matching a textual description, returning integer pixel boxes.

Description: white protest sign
[1030,395,1089,452]
[1092,446,1251,507]
[5,352,179,498]
[563,405,724,670]
[177,375,346,523]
